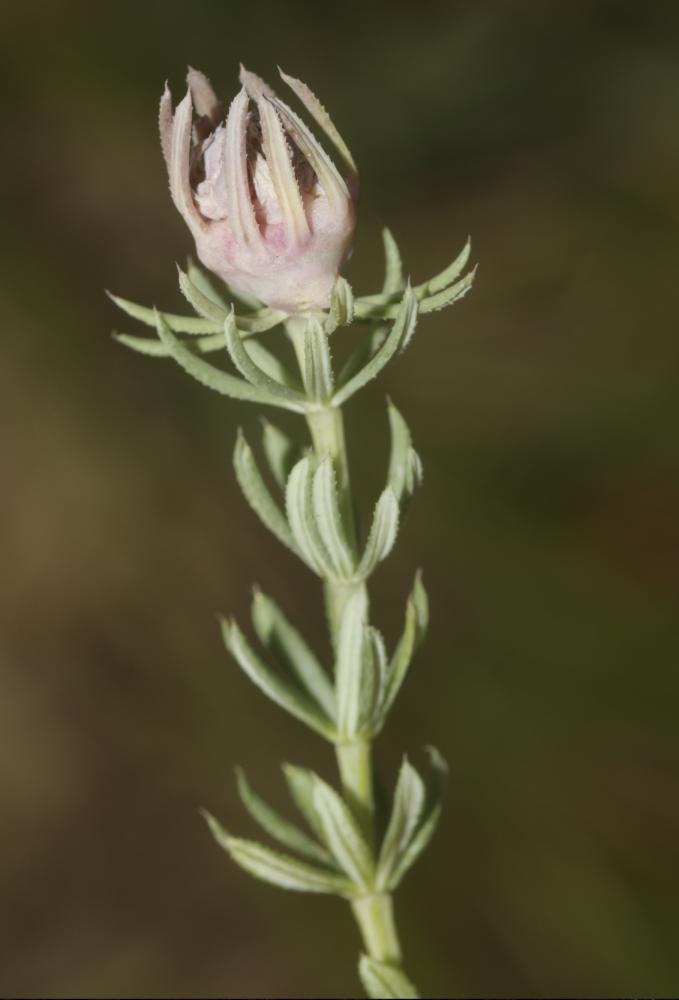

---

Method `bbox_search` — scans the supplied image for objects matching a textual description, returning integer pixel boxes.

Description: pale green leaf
[178,265,229,324]
[389,747,448,888]
[224,312,307,410]
[113,329,226,357]
[418,266,477,314]
[416,237,471,295]
[336,326,389,386]
[236,307,288,334]
[154,311,276,405]
[312,457,354,579]
[220,617,335,740]
[282,763,326,842]
[387,398,423,510]
[325,276,354,333]
[205,814,350,895]
[233,431,299,556]
[108,292,220,334]
[260,419,302,490]
[285,456,334,577]
[376,572,429,726]
[312,776,374,888]
[332,287,418,406]
[186,258,230,309]
[302,317,334,402]
[381,228,404,296]
[376,759,426,890]
[356,487,399,579]
[235,767,332,865]
[252,589,335,719]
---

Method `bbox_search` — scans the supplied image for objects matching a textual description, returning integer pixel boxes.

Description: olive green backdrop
[2,1,679,997]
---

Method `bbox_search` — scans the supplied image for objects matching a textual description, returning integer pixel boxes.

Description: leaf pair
[205,749,447,905]
[353,228,476,321]
[220,591,336,740]
[375,749,447,891]
[111,262,285,356]
[206,765,375,897]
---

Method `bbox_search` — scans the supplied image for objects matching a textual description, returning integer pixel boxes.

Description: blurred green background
[2,1,679,996]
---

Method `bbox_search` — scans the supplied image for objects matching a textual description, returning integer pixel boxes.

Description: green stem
[304,403,413,990]
[351,893,401,964]
[336,738,374,847]
[289,318,416,994]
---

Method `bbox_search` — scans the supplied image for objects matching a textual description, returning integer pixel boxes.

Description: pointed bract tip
[239,64,274,101]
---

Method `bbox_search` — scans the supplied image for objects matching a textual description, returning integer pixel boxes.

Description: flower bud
[159,66,358,313]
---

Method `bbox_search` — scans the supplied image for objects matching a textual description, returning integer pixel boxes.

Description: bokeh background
[2,1,679,996]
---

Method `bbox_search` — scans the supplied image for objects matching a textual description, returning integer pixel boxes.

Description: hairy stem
[304,396,413,991]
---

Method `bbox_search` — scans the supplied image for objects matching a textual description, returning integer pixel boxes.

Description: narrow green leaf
[359,956,419,1000]
[387,398,423,510]
[178,266,230,324]
[235,767,332,865]
[356,487,399,579]
[220,617,335,740]
[260,419,301,490]
[367,626,388,720]
[282,763,326,842]
[205,815,351,895]
[245,339,299,389]
[381,228,404,296]
[236,307,288,335]
[389,748,448,888]
[376,759,426,890]
[377,572,429,726]
[336,325,389,386]
[418,266,477,314]
[417,237,471,295]
[187,258,230,309]
[312,457,355,579]
[355,255,475,320]
[411,569,429,636]
[312,776,374,888]
[224,312,307,410]
[285,456,334,577]
[233,431,300,556]
[325,276,354,333]
[302,317,334,402]
[154,311,276,405]
[114,329,226,357]
[252,589,336,719]
[108,292,220,333]
[335,587,370,738]
[332,287,418,406]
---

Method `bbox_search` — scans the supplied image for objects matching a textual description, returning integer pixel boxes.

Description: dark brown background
[2,1,679,996]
